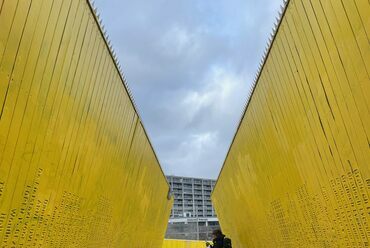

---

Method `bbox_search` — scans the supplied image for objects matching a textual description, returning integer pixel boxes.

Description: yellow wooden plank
[0,0,18,62]
[351,0,370,39]
[162,239,206,248]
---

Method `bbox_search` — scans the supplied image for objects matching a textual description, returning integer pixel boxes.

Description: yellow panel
[162,239,206,248]
[0,0,172,247]
[212,0,370,247]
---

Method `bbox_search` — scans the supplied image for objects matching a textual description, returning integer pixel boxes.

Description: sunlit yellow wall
[0,0,172,247]
[162,239,206,248]
[212,0,369,247]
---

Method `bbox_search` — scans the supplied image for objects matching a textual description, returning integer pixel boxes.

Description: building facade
[166,176,220,240]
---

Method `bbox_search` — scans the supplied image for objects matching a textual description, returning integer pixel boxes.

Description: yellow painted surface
[212,0,369,247]
[162,239,206,248]
[0,0,172,247]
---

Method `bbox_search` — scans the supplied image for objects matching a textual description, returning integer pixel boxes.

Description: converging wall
[0,0,172,247]
[212,0,369,247]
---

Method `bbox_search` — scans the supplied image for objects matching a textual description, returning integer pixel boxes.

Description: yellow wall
[0,0,172,247]
[162,239,206,248]
[212,0,369,247]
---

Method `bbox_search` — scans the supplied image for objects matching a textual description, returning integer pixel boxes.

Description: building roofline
[166,175,217,181]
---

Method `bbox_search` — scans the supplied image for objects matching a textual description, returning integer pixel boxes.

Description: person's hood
[214,234,225,240]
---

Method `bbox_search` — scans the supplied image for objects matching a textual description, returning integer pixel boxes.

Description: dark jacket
[211,234,225,248]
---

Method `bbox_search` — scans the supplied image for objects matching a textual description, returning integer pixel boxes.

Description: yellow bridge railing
[162,239,206,248]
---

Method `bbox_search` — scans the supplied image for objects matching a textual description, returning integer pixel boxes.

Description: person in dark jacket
[206,229,225,248]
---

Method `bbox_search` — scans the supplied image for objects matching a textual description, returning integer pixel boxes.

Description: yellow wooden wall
[0,0,172,247]
[162,239,206,248]
[212,0,369,247]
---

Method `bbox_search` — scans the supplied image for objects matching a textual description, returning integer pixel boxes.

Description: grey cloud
[95,0,283,179]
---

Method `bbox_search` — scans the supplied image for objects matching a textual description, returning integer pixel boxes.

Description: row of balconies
[174,199,203,203]
[174,196,211,201]
[172,204,213,209]
[173,202,206,207]
[172,207,214,212]
[170,182,213,187]
[171,186,212,193]
[171,213,215,218]
[171,187,212,192]
[172,190,212,196]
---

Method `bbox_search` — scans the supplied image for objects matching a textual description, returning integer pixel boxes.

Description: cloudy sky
[94,0,283,179]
